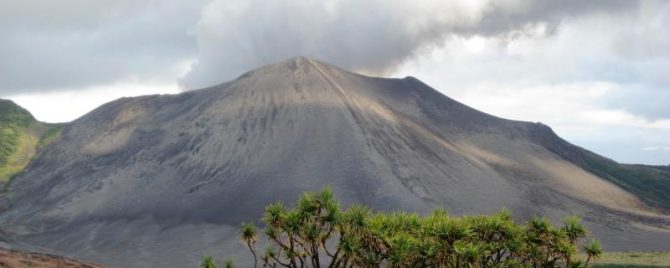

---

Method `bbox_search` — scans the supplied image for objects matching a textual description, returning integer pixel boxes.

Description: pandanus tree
[223,187,603,267]
[583,239,603,264]
[201,256,217,268]
[241,222,258,268]
[223,258,235,268]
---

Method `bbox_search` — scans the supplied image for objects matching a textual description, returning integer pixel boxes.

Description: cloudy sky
[0,0,668,165]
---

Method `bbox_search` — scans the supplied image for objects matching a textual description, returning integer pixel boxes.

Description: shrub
[233,187,602,267]
[201,256,217,268]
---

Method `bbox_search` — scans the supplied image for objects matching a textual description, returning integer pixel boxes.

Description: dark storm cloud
[0,0,205,95]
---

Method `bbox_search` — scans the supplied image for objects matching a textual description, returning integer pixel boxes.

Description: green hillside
[0,99,62,185]
[531,123,670,210]
[583,159,670,211]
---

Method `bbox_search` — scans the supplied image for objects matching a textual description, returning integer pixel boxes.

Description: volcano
[1,57,669,267]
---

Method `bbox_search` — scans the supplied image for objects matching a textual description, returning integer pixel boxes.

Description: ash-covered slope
[1,57,669,267]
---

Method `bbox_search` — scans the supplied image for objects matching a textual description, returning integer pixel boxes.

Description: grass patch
[37,124,63,149]
[0,126,38,182]
[591,252,670,267]
[593,265,662,268]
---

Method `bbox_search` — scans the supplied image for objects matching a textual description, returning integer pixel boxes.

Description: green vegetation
[211,187,604,267]
[591,252,670,267]
[532,123,670,210]
[201,256,217,268]
[593,265,659,268]
[0,126,38,183]
[201,256,235,268]
[0,99,38,183]
[0,99,35,126]
[37,124,64,149]
[0,99,62,184]
[223,258,235,268]
[581,155,670,211]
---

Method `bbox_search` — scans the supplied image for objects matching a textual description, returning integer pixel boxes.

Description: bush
[232,187,602,267]
[201,256,217,268]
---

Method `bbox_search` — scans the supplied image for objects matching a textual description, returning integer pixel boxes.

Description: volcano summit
[1,57,669,267]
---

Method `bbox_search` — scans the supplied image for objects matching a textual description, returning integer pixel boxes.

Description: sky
[0,0,668,165]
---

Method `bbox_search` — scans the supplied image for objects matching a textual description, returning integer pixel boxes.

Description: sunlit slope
[531,126,670,210]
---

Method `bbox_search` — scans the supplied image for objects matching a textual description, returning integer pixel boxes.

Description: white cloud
[642,146,670,151]
[391,2,670,164]
[7,82,180,123]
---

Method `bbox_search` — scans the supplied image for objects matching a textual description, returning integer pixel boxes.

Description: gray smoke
[180,0,635,89]
[0,0,640,95]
